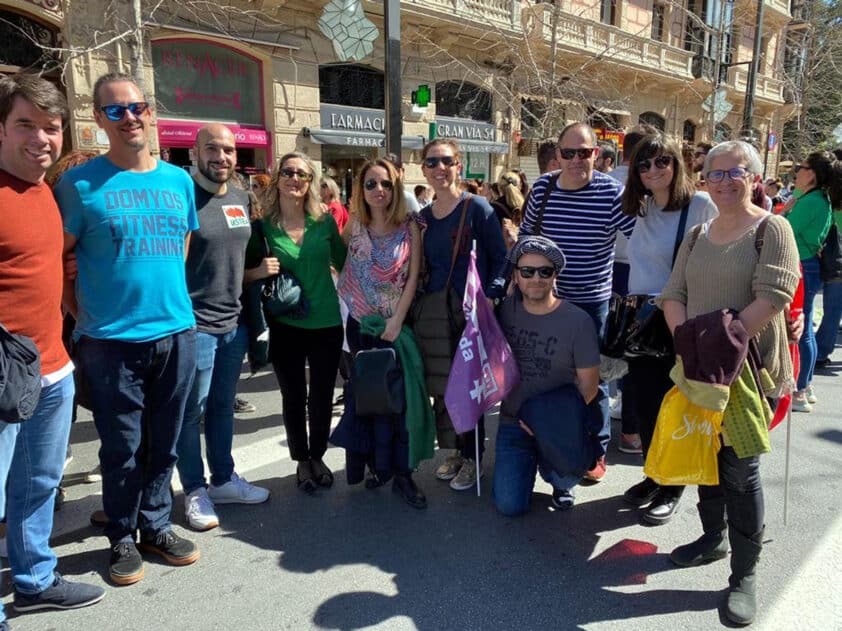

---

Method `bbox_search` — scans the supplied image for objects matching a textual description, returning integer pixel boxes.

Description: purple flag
[444,250,520,434]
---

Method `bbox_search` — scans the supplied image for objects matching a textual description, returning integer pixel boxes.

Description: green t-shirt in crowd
[785,188,832,260]
[246,213,347,329]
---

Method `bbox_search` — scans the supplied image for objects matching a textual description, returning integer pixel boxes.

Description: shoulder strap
[253,217,271,258]
[533,173,559,235]
[671,202,691,267]
[754,215,770,255]
[445,195,472,290]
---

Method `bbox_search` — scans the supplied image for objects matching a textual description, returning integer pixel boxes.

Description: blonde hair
[497,171,525,217]
[351,159,407,227]
[263,152,324,225]
[321,176,341,201]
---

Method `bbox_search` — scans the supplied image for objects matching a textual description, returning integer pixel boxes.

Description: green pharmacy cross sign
[412,85,431,108]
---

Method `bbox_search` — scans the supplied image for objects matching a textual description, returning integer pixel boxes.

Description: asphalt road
[2,328,841,631]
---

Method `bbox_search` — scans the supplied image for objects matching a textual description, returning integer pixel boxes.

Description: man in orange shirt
[0,74,105,629]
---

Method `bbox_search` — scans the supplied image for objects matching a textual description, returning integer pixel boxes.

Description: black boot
[670,498,729,567]
[392,473,427,509]
[725,525,763,625]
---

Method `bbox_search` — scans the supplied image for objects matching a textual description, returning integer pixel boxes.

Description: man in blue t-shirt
[55,73,200,587]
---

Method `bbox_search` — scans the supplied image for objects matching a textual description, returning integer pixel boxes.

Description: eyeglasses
[794,164,812,173]
[364,178,394,191]
[279,167,313,182]
[558,147,596,160]
[99,102,150,121]
[516,265,555,279]
[706,167,750,183]
[423,156,457,168]
[637,156,673,173]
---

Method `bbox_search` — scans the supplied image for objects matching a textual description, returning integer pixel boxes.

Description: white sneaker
[792,391,813,413]
[84,465,102,484]
[805,384,817,404]
[184,488,219,531]
[208,472,270,504]
[449,458,482,491]
[609,393,623,420]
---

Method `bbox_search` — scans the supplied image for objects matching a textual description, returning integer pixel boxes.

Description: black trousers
[269,321,343,462]
[625,354,683,497]
[698,445,764,538]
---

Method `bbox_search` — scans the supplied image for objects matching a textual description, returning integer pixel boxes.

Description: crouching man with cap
[493,236,601,515]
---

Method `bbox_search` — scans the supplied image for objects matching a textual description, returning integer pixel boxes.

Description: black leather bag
[253,220,309,320]
[601,202,689,360]
[820,223,842,283]
[353,348,405,416]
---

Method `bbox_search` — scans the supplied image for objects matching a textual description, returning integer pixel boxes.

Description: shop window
[683,120,697,142]
[715,122,732,142]
[319,64,384,109]
[639,111,666,132]
[435,81,492,122]
[0,9,61,74]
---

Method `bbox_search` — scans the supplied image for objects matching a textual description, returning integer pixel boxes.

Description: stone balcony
[534,6,694,81]
[726,67,785,103]
[403,0,521,30]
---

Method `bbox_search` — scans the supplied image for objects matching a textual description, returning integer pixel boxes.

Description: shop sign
[434,118,495,143]
[158,120,268,147]
[152,39,262,126]
[594,128,625,152]
[320,104,386,133]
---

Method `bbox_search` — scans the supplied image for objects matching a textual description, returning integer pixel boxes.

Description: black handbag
[601,201,689,360]
[353,348,405,416]
[254,219,309,320]
[820,222,842,283]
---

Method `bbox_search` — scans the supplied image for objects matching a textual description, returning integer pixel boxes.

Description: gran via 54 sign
[152,40,263,126]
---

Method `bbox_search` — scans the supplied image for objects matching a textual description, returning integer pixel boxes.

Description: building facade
[0,0,799,187]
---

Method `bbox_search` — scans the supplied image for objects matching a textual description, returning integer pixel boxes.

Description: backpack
[819,223,842,283]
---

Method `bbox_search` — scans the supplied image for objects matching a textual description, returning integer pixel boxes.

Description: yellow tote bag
[643,386,723,486]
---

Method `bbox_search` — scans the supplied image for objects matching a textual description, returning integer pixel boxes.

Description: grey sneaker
[233,397,256,414]
[435,453,464,481]
[13,573,105,612]
[449,458,481,491]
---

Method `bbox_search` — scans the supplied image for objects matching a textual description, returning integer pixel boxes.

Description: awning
[306,128,425,150]
[158,120,269,147]
[455,140,509,154]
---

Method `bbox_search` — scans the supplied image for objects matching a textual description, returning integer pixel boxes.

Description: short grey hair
[703,141,763,177]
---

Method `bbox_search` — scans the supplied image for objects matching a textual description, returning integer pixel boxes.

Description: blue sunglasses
[99,102,150,121]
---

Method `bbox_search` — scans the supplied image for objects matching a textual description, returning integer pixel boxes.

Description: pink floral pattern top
[337,218,413,322]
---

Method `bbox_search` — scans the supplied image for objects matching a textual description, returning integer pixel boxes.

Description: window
[683,120,697,142]
[651,3,666,42]
[600,0,617,26]
[319,64,384,109]
[520,99,547,138]
[0,10,61,74]
[587,108,621,131]
[639,111,666,132]
[435,81,493,122]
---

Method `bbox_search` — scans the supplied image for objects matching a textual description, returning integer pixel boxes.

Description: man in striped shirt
[520,122,635,482]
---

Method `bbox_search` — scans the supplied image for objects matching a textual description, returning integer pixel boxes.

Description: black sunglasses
[364,178,394,191]
[279,167,313,182]
[794,164,812,173]
[558,147,596,160]
[638,155,673,173]
[99,102,150,121]
[423,156,457,168]
[516,265,555,279]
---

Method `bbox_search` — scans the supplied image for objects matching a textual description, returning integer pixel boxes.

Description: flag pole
[471,239,481,497]
[783,402,792,525]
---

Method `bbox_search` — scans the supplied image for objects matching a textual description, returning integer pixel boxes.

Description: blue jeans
[569,299,610,456]
[0,375,74,622]
[492,422,580,516]
[816,280,842,362]
[797,256,821,390]
[177,325,248,495]
[77,329,197,544]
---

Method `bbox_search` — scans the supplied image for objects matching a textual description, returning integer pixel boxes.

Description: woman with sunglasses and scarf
[245,153,347,493]
[620,134,718,525]
[416,139,507,492]
[784,152,842,411]
[335,160,426,507]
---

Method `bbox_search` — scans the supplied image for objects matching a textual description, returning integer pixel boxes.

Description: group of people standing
[1,67,839,631]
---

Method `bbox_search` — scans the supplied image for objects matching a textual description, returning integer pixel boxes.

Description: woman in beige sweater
[659,141,800,626]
